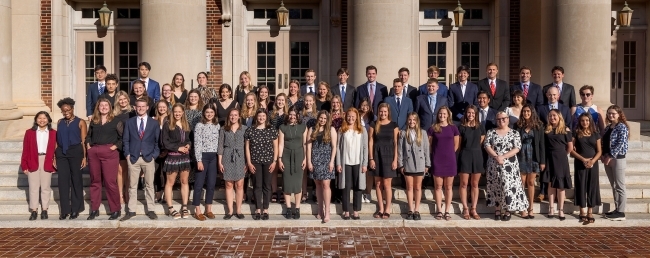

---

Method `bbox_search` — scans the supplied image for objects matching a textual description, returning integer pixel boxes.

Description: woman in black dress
[235,71,256,107]
[513,104,545,219]
[257,85,273,111]
[129,80,155,116]
[457,105,485,220]
[216,84,239,126]
[315,82,333,111]
[570,113,602,224]
[153,100,170,203]
[113,91,134,204]
[171,73,188,104]
[368,103,399,219]
[543,109,573,220]
[162,103,192,219]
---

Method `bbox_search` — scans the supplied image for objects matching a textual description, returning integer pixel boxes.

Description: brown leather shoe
[535,194,545,203]
[194,213,206,221]
[205,212,215,219]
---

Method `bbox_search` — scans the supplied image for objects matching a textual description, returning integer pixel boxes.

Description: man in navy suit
[391,67,419,102]
[331,68,356,111]
[542,65,577,114]
[354,65,388,117]
[300,69,318,96]
[85,65,107,119]
[129,62,160,102]
[384,79,413,130]
[477,63,510,111]
[537,86,573,129]
[122,99,160,221]
[415,78,448,130]
[477,91,497,131]
[418,65,448,98]
[447,65,479,125]
[511,66,543,107]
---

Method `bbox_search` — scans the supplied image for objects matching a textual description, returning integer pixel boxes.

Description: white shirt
[139,77,150,90]
[36,128,49,153]
[460,82,467,97]
[402,83,409,96]
[136,115,148,132]
[97,81,105,91]
[306,84,315,93]
[479,107,490,122]
[549,102,558,109]
[343,131,361,165]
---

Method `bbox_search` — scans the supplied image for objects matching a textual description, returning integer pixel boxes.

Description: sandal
[435,212,443,220]
[271,193,278,203]
[168,206,181,220]
[586,213,595,224]
[462,208,470,220]
[180,205,189,219]
[494,210,501,221]
[578,212,587,223]
[382,212,390,219]
[373,211,382,219]
[443,212,451,221]
[413,211,421,221]
[471,208,480,220]
[527,208,535,219]
[521,210,529,219]
[301,193,308,203]
[501,211,511,221]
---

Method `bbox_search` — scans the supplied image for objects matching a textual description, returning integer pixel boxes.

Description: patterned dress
[302,110,317,128]
[484,129,529,211]
[218,125,247,181]
[309,131,336,180]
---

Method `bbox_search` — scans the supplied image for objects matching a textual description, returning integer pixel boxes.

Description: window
[254,9,313,19]
[623,41,637,108]
[427,42,447,83]
[81,8,100,19]
[290,42,310,84]
[460,42,481,82]
[116,8,141,19]
[423,9,448,19]
[257,41,277,95]
[85,42,104,88]
[464,9,483,20]
[118,42,139,92]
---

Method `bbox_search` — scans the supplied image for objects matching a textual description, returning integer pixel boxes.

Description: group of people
[20,62,630,224]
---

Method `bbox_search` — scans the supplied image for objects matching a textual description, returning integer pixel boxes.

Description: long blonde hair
[341,107,363,134]
[155,100,170,123]
[271,93,288,120]
[91,98,115,124]
[404,112,423,146]
[112,90,132,116]
[544,109,568,134]
[168,103,190,131]
[301,93,316,118]
[238,71,253,92]
[374,103,392,134]
[310,110,332,143]
[432,106,453,133]
[240,92,258,119]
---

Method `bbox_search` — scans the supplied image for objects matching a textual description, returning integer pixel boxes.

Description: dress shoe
[69,212,79,220]
[87,210,99,220]
[41,210,48,220]
[146,211,158,220]
[120,212,136,221]
[29,211,38,221]
[59,214,69,220]
[108,211,121,220]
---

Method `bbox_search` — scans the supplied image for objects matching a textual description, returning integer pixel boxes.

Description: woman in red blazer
[20,111,57,220]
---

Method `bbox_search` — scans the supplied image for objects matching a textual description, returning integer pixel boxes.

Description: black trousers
[55,144,84,214]
[193,153,218,206]
[154,156,166,192]
[574,165,601,208]
[342,164,362,212]
[252,161,272,210]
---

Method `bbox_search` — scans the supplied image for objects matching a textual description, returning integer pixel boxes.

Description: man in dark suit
[130,62,160,102]
[331,68,356,111]
[300,69,317,96]
[384,79,414,130]
[85,65,107,120]
[391,67,419,103]
[418,65,448,98]
[542,65,577,114]
[511,66,543,107]
[354,65,388,117]
[537,86,573,129]
[447,65,479,125]
[477,91,497,131]
[122,98,160,221]
[477,63,510,111]
[416,78,448,130]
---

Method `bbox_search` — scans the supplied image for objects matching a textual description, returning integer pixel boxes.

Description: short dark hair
[105,73,118,84]
[551,66,564,74]
[366,65,377,74]
[477,91,490,99]
[519,66,532,73]
[398,67,410,75]
[94,65,107,73]
[392,78,402,85]
[456,65,470,74]
[138,62,151,70]
[31,111,53,130]
[336,68,349,76]
[57,97,75,108]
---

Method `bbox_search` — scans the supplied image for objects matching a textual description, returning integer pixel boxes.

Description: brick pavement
[0,227,649,257]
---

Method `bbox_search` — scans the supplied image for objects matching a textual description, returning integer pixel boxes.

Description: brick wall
[340,0,348,69]
[206,0,223,87]
[509,0,521,83]
[40,0,52,109]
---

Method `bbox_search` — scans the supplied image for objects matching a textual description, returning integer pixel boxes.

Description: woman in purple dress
[427,106,459,221]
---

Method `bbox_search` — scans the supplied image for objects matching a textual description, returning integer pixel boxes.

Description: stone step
[0,198,646,215]
[0,150,22,162]
[0,140,23,150]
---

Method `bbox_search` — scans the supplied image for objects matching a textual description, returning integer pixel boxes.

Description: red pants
[87,144,120,213]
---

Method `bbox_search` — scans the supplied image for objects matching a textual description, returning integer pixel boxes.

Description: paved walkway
[1,226,649,257]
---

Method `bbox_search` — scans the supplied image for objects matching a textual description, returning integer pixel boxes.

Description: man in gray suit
[543,65,577,114]
[331,68,356,111]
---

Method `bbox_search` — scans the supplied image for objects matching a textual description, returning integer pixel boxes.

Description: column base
[0,103,24,121]
[16,100,51,116]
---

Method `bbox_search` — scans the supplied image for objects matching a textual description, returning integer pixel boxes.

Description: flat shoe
[223,214,233,220]
[235,214,245,219]
[205,212,215,219]
[195,213,207,221]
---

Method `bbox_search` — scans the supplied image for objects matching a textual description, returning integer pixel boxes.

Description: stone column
[555,0,611,107]
[0,0,23,121]
[350,0,414,86]
[141,0,206,87]
[12,0,49,115]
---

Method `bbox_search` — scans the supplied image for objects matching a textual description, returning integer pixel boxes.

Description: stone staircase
[0,138,648,216]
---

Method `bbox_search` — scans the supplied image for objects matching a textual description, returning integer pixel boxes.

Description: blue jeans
[192,152,218,206]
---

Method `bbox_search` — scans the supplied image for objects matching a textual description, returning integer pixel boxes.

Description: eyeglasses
[496,117,508,121]
[580,93,592,97]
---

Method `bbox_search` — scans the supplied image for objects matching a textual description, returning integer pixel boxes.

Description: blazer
[123,116,161,164]
[130,78,161,102]
[335,129,368,190]
[20,129,57,172]
[390,84,419,103]
[331,83,356,111]
[300,84,318,96]
[397,129,431,172]
[419,82,448,98]
[536,103,573,129]
[511,82,543,107]
[478,107,498,131]
[384,95,413,130]
[542,83,576,108]
[85,82,103,116]
[354,82,389,116]
[161,123,192,152]
[415,93,448,130]
[513,124,546,166]
[477,78,510,111]
[447,81,479,122]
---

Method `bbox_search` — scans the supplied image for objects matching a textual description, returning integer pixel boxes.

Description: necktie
[309,87,313,93]
[341,85,346,101]
[490,80,496,96]
[99,82,105,95]
[480,109,486,123]
[369,84,375,105]
[555,84,561,94]
[139,118,145,139]
[549,104,555,110]
[523,84,528,98]
[396,97,401,111]
[429,95,436,114]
